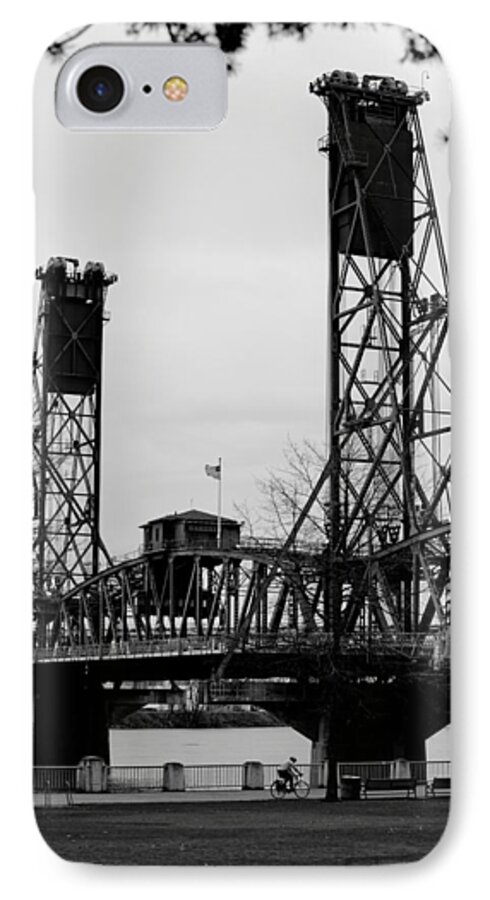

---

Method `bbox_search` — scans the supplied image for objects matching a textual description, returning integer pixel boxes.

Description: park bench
[426,776,451,798]
[362,777,417,799]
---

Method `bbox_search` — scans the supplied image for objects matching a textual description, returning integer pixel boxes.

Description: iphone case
[33,22,451,865]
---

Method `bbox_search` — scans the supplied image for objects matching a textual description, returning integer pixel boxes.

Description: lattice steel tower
[309,71,450,645]
[33,258,117,640]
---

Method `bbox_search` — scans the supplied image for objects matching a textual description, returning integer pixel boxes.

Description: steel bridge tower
[33,257,117,642]
[309,71,450,646]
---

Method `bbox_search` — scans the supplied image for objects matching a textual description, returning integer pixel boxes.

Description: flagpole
[217,457,222,549]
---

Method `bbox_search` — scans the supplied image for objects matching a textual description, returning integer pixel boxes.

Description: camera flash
[163,76,189,102]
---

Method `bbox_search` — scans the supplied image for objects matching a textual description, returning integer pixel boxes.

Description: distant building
[140,508,241,552]
[425,725,451,762]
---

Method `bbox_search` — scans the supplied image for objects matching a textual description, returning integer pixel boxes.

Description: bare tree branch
[46,24,92,59]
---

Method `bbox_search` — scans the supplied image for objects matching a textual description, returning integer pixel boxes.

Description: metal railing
[108,766,164,792]
[209,679,299,703]
[33,762,320,793]
[33,766,78,792]
[183,764,243,791]
[33,760,450,796]
[338,760,451,783]
[107,763,321,792]
[238,537,327,556]
[34,629,449,664]
[116,537,327,557]
[34,635,232,662]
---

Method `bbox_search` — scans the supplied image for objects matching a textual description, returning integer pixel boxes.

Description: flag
[205,463,221,480]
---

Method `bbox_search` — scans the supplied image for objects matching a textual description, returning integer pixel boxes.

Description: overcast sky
[34,22,450,556]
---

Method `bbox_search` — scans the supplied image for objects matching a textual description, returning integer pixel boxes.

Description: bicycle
[270,772,310,799]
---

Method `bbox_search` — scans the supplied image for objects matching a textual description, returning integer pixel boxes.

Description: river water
[109,726,312,767]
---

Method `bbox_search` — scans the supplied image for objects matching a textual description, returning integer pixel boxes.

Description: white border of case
[3,0,487,893]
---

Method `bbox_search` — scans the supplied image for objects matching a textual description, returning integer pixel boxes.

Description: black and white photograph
[31,20,450,866]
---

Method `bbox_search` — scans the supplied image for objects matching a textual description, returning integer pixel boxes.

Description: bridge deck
[34,631,449,667]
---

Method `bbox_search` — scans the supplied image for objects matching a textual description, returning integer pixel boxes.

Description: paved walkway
[34,788,327,807]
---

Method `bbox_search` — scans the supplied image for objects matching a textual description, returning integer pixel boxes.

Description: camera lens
[76,65,124,113]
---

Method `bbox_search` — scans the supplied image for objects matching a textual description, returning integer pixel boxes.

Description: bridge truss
[33,258,117,642]
[307,71,450,646]
[33,539,448,676]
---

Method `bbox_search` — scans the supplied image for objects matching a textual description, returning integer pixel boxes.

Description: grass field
[35,798,450,866]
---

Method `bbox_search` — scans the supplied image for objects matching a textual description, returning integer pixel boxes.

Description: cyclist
[277,756,301,792]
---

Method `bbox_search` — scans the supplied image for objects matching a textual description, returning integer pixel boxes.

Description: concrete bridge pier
[273,670,449,787]
[34,663,109,766]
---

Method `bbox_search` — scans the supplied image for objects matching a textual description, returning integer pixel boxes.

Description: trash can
[162,762,185,792]
[340,775,361,800]
[76,755,107,793]
[242,761,264,790]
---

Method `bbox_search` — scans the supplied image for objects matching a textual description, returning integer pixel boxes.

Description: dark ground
[35,798,450,866]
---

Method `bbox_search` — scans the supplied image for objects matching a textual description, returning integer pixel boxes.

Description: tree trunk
[322,679,340,801]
